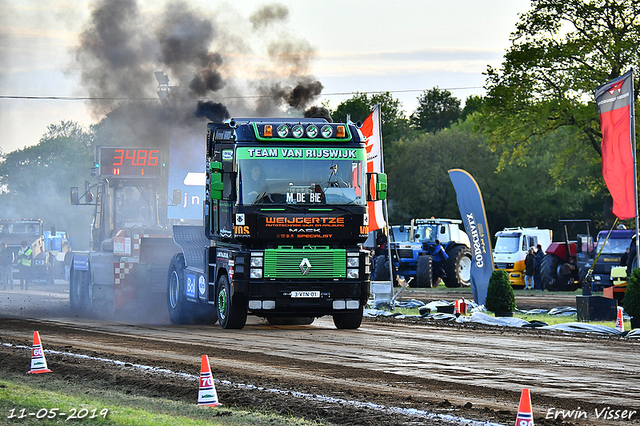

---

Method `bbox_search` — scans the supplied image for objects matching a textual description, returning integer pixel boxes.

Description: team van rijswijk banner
[448,169,493,305]
[595,69,636,220]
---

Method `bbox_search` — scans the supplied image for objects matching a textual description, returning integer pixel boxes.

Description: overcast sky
[0,0,531,154]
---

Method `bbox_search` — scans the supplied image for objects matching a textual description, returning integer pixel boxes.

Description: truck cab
[0,219,55,286]
[69,147,180,313]
[167,118,387,329]
[493,227,552,288]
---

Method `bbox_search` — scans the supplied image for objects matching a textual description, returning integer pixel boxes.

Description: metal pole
[373,104,395,285]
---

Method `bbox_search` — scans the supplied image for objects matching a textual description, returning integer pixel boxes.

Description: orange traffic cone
[27,331,52,374]
[615,307,624,332]
[198,355,221,407]
[454,299,460,315]
[515,388,534,426]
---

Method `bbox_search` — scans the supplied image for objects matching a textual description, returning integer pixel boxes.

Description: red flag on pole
[361,106,386,232]
[595,70,636,220]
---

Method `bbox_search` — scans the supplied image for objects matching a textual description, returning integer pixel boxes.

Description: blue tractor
[374,218,472,288]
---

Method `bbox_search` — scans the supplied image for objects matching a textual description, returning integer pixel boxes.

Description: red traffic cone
[454,299,460,315]
[198,355,221,407]
[515,388,534,426]
[615,307,624,332]
[27,331,52,374]
[461,298,467,315]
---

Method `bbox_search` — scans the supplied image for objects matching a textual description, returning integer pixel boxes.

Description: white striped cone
[198,355,220,407]
[27,331,52,374]
[515,388,534,426]
[616,307,624,332]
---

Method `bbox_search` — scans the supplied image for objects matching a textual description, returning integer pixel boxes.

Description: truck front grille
[264,247,346,279]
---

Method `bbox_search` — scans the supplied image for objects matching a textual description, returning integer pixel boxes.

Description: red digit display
[98,147,163,178]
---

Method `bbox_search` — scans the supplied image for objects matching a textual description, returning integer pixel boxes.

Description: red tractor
[540,219,595,291]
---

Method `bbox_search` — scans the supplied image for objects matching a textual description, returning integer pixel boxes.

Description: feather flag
[361,105,386,232]
[595,70,636,220]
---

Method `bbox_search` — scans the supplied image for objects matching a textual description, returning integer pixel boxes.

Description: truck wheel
[444,245,472,288]
[167,255,193,325]
[266,316,314,325]
[333,306,363,329]
[216,274,247,329]
[416,255,433,288]
[70,267,90,314]
[540,253,573,291]
[373,255,390,281]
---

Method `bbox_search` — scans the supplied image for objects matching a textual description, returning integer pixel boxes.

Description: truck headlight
[250,256,263,267]
[250,268,263,279]
[347,256,359,268]
[347,268,359,279]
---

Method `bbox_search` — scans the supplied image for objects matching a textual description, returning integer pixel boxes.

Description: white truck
[493,227,552,288]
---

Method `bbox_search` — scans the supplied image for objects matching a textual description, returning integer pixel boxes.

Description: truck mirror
[210,173,224,201]
[376,173,387,200]
[172,189,181,206]
[70,187,79,205]
[367,172,387,201]
[86,192,93,203]
[50,226,56,237]
[440,225,446,234]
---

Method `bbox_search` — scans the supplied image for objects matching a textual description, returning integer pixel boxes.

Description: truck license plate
[290,291,320,298]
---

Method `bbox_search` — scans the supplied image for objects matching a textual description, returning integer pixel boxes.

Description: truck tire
[540,254,576,291]
[167,255,193,325]
[416,255,434,288]
[332,306,363,329]
[70,267,90,314]
[444,245,472,288]
[373,255,390,281]
[216,274,247,329]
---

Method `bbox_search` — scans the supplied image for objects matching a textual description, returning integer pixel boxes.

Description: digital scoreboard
[97,147,163,178]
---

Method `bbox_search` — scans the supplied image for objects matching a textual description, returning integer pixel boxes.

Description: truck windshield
[494,236,520,254]
[115,186,156,228]
[237,147,366,206]
[414,225,436,242]
[596,238,630,255]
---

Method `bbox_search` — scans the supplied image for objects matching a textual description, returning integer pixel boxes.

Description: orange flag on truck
[361,105,386,232]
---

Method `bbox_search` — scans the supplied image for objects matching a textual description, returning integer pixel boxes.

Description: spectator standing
[534,244,545,290]
[524,247,535,290]
[432,239,449,279]
[16,241,32,291]
[63,244,73,282]
[0,242,14,289]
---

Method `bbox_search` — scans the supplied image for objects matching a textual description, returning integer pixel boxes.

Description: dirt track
[0,286,639,426]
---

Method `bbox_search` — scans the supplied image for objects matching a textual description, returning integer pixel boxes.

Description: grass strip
[0,370,330,426]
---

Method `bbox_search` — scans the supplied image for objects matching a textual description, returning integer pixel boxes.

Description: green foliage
[623,268,640,318]
[485,270,516,313]
[481,0,640,168]
[460,95,484,121]
[329,92,409,143]
[384,117,604,232]
[410,87,461,133]
[0,121,94,249]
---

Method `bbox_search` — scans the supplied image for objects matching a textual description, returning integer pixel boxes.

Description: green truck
[167,118,387,329]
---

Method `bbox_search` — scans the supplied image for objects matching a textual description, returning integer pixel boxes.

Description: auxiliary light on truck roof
[253,122,350,141]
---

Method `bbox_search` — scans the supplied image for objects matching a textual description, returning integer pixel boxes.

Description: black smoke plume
[74,0,324,131]
[195,101,230,122]
[304,106,332,122]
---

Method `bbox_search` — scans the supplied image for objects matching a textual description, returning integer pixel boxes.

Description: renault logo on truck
[299,258,312,275]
